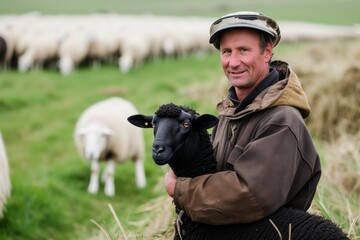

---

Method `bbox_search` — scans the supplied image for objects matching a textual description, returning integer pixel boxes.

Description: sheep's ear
[128,114,154,128]
[75,128,86,136]
[102,127,113,136]
[193,114,219,129]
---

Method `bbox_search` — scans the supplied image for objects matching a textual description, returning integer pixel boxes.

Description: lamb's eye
[181,122,191,128]
[151,122,155,128]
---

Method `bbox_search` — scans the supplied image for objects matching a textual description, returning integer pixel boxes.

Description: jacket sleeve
[173,124,315,225]
[174,171,264,225]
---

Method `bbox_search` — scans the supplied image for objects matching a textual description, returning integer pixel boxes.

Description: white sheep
[0,132,11,219]
[86,26,122,66]
[74,97,146,197]
[58,29,91,76]
[118,28,153,73]
[17,30,62,72]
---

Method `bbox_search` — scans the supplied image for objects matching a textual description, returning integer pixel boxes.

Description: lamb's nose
[152,145,164,155]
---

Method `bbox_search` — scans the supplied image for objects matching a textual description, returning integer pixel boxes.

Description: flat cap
[209,11,281,49]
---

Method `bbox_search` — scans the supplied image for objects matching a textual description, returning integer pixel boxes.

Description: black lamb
[128,103,349,240]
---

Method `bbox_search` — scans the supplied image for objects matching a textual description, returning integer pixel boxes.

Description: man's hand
[164,168,177,198]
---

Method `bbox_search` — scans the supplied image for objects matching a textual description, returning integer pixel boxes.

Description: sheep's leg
[104,160,115,197]
[118,55,134,73]
[135,159,146,188]
[88,160,99,194]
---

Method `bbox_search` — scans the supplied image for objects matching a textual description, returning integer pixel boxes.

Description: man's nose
[229,54,241,67]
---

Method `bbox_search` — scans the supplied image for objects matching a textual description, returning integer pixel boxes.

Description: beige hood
[267,60,310,118]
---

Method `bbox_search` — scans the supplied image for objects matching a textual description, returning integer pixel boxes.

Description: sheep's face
[76,126,113,161]
[128,104,218,166]
[150,110,193,165]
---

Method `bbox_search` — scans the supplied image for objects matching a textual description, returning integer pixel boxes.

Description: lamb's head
[75,124,113,161]
[127,103,218,166]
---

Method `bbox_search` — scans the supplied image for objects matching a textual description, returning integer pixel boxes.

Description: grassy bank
[0,53,223,239]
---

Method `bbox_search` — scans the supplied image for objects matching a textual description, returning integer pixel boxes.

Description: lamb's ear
[128,114,154,128]
[193,114,219,129]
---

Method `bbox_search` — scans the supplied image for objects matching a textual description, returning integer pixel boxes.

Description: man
[165,11,321,225]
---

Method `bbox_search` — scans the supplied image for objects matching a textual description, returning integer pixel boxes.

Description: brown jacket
[174,61,321,225]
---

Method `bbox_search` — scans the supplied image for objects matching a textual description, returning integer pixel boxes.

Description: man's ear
[128,114,154,128]
[265,42,273,63]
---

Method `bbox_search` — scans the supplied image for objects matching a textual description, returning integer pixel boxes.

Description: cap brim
[209,23,276,44]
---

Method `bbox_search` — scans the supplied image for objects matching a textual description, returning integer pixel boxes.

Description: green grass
[0,0,359,24]
[0,54,224,240]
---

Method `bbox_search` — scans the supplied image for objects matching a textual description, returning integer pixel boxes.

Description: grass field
[0,0,359,24]
[0,53,226,239]
[0,1,359,239]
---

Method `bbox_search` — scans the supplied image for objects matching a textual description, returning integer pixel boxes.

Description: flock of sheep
[2,12,359,76]
[0,12,214,75]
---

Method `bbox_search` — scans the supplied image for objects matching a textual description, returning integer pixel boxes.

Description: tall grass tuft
[91,197,175,240]
[312,132,360,238]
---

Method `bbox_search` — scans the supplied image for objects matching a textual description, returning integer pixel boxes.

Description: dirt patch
[97,86,128,96]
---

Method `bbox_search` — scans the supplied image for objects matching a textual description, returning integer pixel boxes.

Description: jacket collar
[228,67,279,112]
[217,60,311,119]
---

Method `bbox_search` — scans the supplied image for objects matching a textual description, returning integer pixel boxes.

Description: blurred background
[0,0,359,24]
[0,0,359,239]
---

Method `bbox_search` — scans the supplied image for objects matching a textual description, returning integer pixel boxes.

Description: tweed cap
[209,11,281,49]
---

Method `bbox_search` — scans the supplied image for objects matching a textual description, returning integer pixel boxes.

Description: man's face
[219,28,272,99]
